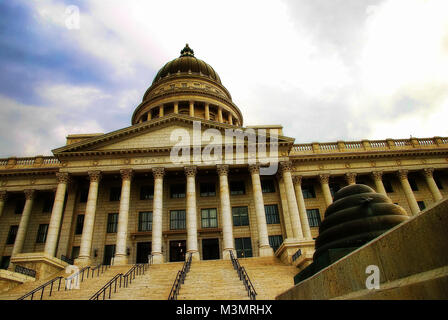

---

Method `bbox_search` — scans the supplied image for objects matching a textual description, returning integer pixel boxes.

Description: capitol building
[0,45,447,300]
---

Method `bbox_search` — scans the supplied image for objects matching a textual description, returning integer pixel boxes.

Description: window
[200,183,216,197]
[75,214,84,235]
[201,208,218,228]
[15,198,25,214]
[170,210,186,230]
[71,246,80,260]
[138,211,153,232]
[230,181,245,195]
[307,209,322,227]
[6,226,18,245]
[232,206,249,226]
[0,256,11,270]
[264,204,280,224]
[235,238,252,258]
[329,183,341,197]
[302,185,316,199]
[261,179,275,193]
[417,201,426,211]
[36,224,49,243]
[434,177,444,189]
[170,184,186,198]
[409,178,419,191]
[79,187,88,203]
[42,194,54,213]
[140,185,154,200]
[109,187,121,201]
[107,213,119,233]
[383,179,394,193]
[269,235,283,253]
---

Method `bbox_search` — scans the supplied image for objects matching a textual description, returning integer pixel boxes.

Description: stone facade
[0,46,447,278]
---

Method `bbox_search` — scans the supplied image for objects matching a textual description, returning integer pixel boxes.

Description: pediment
[52,114,294,156]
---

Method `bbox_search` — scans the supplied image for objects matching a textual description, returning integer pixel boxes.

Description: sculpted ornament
[120,169,133,181]
[371,171,383,181]
[319,174,330,184]
[0,191,7,201]
[88,171,102,182]
[24,189,35,200]
[292,175,302,186]
[345,172,357,184]
[152,167,165,179]
[397,169,408,181]
[248,164,260,175]
[184,166,197,177]
[422,168,434,178]
[216,164,229,176]
[56,172,70,184]
[279,161,293,174]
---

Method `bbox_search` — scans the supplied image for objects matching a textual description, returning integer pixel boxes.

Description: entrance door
[169,240,186,262]
[136,242,152,264]
[103,245,116,265]
[202,238,220,260]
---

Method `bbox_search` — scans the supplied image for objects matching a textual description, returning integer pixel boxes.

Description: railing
[17,276,64,300]
[90,264,110,278]
[168,253,192,300]
[290,136,448,155]
[229,251,257,300]
[61,255,74,265]
[89,263,149,300]
[292,249,302,262]
[0,156,60,167]
[148,254,153,266]
[15,265,36,278]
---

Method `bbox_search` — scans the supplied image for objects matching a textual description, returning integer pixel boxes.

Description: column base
[222,248,236,260]
[187,250,200,261]
[74,256,92,267]
[151,253,164,264]
[113,254,128,266]
[258,246,274,257]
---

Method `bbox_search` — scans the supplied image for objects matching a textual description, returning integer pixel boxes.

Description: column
[174,102,179,114]
[184,166,200,260]
[397,170,420,216]
[292,176,312,239]
[248,164,273,256]
[189,101,195,117]
[75,171,101,266]
[319,174,333,207]
[279,161,304,241]
[345,172,357,185]
[371,171,387,196]
[44,172,69,257]
[205,103,210,120]
[217,165,234,260]
[0,191,7,218]
[147,111,152,121]
[277,176,293,239]
[228,113,233,125]
[114,169,133,265]
[422,168,443,201]
[159,105,164,118]
[151,168,165,264]
[11,189,35,256]
[218,107,223,123]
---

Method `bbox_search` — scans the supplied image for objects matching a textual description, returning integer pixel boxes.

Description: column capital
[56,172,70,184]
[319,174,330,184]
[184,166,197,177]
[152,167,165,179]
[371,171,383,181]
[248,163,260,175]
[292,175,302,186]
[217,164,229,176]
[120,169,133,181]
[88,170,102,182]
[397,169,409,181]
[279,161,293,174]
[422,167,434,178]
[24,189,35,200]
[345,172,357,185]
[0,190,7,201]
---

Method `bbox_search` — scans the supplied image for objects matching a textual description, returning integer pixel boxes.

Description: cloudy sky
[1,0,447,157]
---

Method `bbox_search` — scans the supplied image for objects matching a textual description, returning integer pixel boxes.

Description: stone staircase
[239,256,298,299]
[177,259,250,300]
[110,262,184,300]
[0,265,130,300]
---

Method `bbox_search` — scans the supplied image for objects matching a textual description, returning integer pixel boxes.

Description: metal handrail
[229,251,257,300]
[65,266,90,290]
[168,254,192,300]
[89,273,123,300]
[15,265,36,278]
[89,263,149,300]
[90,264,110,278]
[17,276,64,300]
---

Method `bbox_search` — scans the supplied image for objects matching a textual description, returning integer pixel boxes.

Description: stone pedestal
[275,239,315,269]
[10,252,68,280]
